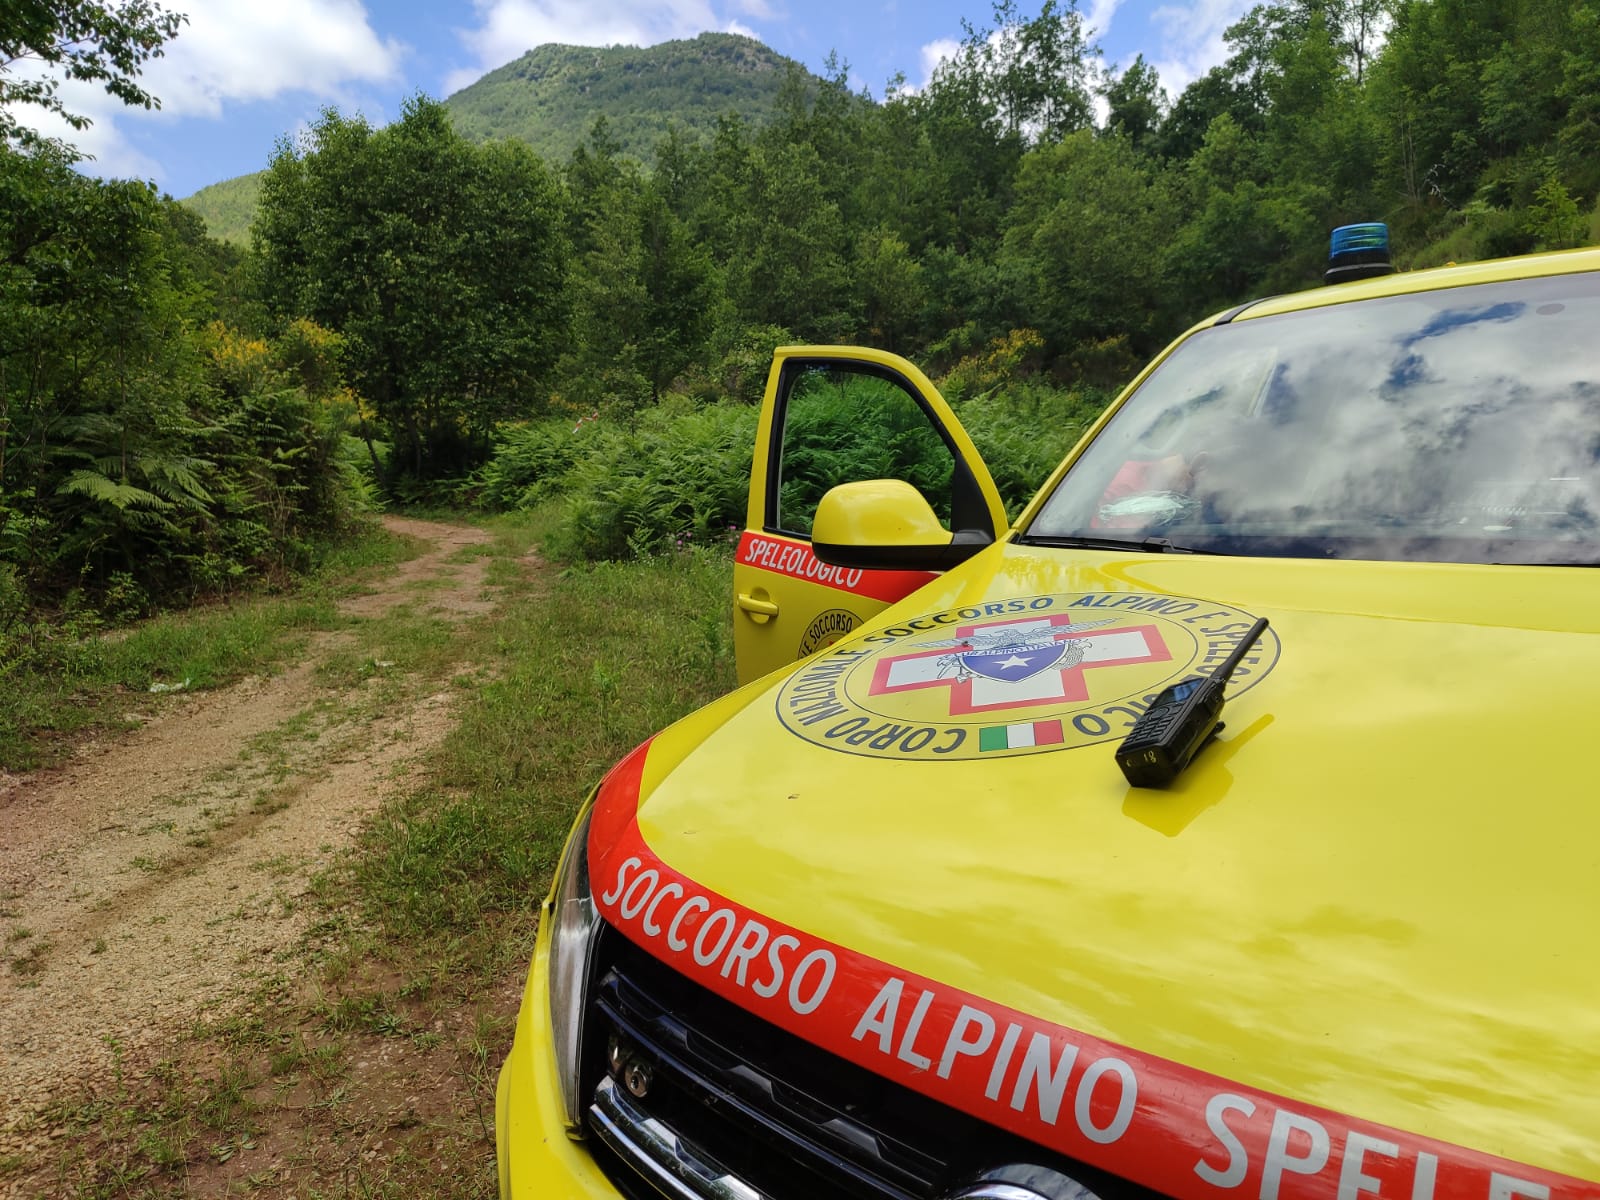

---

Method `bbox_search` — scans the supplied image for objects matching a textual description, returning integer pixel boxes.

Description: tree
[999,131,1180,371]
[850,76,934,248]
[910,35,1017,256]
[1102,55,1166,148]
[633,184,718,400]
[1326,0,1389,84]
[1165,113,1306,310]
[555,118,719,409]
[1526,172,1586,249]
[1,144,360,606]
[767,53,867,217]
[1368,0,1516,207]
[1556,3,1600,199]
[1,0,185,153]
[1258,4,1379,225]
[960,0,1097,144]
[855,227,928,352]
[1154,65,1259,162]
[254,97,571,483]
[721,138,853,341]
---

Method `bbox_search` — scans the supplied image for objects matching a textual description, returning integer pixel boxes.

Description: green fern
[58,470,172,512]
[62,453,214,511]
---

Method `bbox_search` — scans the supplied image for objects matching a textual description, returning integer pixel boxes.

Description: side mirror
[811,479,994,571]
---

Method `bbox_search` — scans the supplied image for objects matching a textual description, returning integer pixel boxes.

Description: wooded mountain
[182,172,262,244]
[182,32,813,242]
[448,33,807,164]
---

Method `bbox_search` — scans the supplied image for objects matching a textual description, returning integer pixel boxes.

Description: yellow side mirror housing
[812,479,993,570]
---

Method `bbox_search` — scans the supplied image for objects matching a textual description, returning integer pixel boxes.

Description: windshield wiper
[1021,534,1223,555]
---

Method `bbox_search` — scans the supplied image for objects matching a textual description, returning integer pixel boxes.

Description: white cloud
[1083,0,1125,42]
[6,76,165,176]
[1146,0,1252,95]
[726,19,760,39]
[445,0,721,94]
[126,0,403,121]
[5,0,402,182]
[728,0,776,17]
[916,37,961,90]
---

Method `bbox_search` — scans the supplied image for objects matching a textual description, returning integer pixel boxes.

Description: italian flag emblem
[978,719,1065,752]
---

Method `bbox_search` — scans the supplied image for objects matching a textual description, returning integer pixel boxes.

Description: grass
[350,524,734,955]
[314,517,735,1195]
[10,507,739,1198]
[313,607,462,691]
[36,1037,266,1197]
[0,522,415,772]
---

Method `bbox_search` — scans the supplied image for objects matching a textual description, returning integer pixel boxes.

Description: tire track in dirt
[0,517,500,1177]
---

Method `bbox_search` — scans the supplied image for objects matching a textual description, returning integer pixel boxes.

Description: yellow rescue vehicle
[496,237,1600,1200]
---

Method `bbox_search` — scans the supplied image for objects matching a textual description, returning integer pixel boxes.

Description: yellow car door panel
[734,347,1007,683]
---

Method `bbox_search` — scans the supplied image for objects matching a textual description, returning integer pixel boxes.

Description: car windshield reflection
[1028,272,1600,565]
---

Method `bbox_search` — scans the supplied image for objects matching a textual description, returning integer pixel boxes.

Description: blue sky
[18,0,1255,199]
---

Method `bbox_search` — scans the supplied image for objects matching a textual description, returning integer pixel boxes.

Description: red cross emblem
[868,612,1172,716]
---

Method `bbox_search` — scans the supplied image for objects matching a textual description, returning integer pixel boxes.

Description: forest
[3,0,1599,631]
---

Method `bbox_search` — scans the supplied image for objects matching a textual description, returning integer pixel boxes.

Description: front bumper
[495,908,622,1199]
[497,917,801,1200]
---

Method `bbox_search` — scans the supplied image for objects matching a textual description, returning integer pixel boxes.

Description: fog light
[605,1033,656,1098]
[947,1164,1103,1200]
[623,1059,654,1099]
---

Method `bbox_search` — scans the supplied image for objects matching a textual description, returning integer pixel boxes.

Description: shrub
[543,400,758,562]
[476,365,1112,563]
[474,418,613,511]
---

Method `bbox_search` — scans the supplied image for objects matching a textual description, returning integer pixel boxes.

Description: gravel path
[0,518,496,1186]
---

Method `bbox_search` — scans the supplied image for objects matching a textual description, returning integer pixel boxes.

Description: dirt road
[0,517,503,1193]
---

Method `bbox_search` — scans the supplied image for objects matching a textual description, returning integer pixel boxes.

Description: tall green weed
[511,401,758,562]
[474,372,1113,563]
[472,417,609,510]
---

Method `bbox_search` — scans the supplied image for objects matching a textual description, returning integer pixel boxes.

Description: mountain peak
[444,33,814,165]
[182,32,823,242]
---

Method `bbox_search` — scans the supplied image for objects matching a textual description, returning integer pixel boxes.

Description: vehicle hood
[588,545,1600,1189]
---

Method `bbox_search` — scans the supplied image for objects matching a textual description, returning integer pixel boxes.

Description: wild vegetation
[6,0,1600,672]
[0,144,374,640]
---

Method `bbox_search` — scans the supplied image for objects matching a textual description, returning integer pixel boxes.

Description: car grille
[580,926,1170,1200]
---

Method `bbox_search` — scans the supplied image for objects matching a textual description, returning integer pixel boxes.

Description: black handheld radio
[1115,617,1270,788]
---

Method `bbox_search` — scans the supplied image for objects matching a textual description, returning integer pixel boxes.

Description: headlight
[547,800,602,1135]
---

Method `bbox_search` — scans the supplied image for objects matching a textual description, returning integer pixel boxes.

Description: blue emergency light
[1324,222,1394,285]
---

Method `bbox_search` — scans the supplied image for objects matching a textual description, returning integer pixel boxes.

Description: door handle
[736,593,779,617]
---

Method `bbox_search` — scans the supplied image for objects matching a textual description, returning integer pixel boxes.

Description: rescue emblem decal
[775,592,1280,760]
[798,608,859,656]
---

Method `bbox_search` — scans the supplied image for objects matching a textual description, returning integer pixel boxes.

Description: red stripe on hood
[586,739,1597,1200]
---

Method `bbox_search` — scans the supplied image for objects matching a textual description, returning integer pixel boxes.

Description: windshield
[1026,271,1600,564]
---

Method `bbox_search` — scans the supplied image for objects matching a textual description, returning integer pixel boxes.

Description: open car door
[734,347,1008,684]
